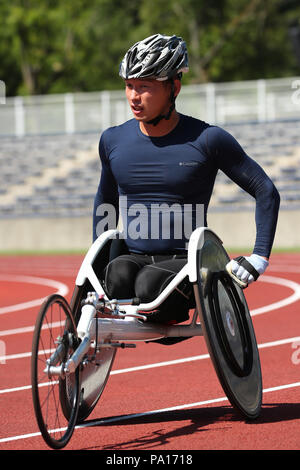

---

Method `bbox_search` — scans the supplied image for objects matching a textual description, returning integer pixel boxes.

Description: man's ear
[173,78,181,99]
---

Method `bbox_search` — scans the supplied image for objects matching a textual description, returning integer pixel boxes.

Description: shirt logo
[179,161,200,167]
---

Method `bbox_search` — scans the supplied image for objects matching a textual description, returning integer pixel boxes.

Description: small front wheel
[31,294,81,449]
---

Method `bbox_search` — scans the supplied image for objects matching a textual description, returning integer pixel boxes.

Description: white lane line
[1,335,300,395]
[75,380,300,428]
[251,275,300,317]
[0,321,63,338]
[0,353,211,395]
[1,335,300,364]
[1,327,300,364]
[0,384,31,394]
[1,273,299,338]
[0,347,55,362]
[258,336,300,350]
[0,275,69,315]
[0,325,35,337]
[1,381,300,444]
[0,350,210,368]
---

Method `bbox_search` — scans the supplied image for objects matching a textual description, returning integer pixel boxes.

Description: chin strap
[146,102,175,126]
[146,80,176,126]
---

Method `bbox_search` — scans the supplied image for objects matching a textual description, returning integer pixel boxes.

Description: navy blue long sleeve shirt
[93,114,280,258]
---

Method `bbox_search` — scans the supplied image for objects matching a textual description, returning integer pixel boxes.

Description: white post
[100,91,111,130]
[216,95,226,124]
[14,96,25,137]
[266,93,276,121]
[65,93,75,134]
[206,83,216,123]
[257,79,267,122]
[0,80,5,104]
[115,100,126,126]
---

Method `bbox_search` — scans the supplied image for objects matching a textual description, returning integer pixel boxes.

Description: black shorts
[103,252,194,324]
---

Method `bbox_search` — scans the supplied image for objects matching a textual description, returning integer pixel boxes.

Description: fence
[0,76,300,137]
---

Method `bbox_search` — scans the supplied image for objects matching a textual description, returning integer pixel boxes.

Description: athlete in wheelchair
[93,33,279,329]
[31,34,280,449]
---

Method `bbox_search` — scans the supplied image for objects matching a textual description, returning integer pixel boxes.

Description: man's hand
[226,254,269,288]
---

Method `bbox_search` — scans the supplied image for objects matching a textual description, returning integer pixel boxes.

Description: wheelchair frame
[46,226,209,378]
[32,226,262,449]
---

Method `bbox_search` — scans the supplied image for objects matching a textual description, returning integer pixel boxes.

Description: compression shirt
[93,114,280,258]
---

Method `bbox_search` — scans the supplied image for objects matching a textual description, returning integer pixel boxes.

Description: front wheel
[65,284,116,423]
[31,294,81,449]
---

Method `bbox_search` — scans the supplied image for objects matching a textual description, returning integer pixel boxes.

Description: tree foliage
[0,0,299,96]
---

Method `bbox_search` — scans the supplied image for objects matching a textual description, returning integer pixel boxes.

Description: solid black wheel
[31,294,80,449]
[194,230,262,419]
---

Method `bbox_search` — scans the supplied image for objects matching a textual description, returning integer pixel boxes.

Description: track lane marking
[1,335,300,394]
[0,275,68,315]
[0,321,63,338]
[1,274,299,337]
[1,273,299,444]
[252,275,300,316]
[1,332,300,364]
[1,381,300,444]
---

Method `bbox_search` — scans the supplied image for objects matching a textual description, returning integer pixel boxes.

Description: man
[93,34,280,325]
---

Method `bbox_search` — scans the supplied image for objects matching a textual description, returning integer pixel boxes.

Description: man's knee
[104,255,142,299]
[135,265,175,302]
[135,259,187,301]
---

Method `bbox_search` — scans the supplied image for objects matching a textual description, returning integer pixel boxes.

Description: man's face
[125,78,172,122]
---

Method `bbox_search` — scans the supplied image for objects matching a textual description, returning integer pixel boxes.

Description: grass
[227,247,300,254]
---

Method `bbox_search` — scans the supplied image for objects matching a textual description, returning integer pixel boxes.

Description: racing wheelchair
[31,227,262,449]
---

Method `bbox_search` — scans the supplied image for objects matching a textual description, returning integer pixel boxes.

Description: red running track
[0,253,300,451]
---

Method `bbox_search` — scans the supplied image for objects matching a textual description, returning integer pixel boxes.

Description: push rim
[208,271,253,378]
[195,230,262,419]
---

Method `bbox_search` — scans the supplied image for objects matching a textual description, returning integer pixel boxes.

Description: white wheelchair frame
[59,226,211,377]
[33,225,262,449]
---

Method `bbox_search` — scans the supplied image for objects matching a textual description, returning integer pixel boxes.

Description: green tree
[138,0,300,83]
[0,0,299,96]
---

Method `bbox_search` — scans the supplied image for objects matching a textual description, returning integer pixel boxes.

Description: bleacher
[212,119,300,210]
[0,132,100,218]
[0,121,299,218]
[1,118,299,219]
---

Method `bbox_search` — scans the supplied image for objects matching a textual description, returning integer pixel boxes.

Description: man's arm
[93,134,119,241]
[205,126,280,285]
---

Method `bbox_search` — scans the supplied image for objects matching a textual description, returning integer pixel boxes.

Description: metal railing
[0,76,299,137]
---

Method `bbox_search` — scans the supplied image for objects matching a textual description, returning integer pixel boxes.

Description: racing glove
[226,254,269,288]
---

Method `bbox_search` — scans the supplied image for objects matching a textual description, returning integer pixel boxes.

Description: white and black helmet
[119,34,189,81]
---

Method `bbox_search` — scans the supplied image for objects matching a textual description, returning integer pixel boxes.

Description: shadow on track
[80,406,242,450]
[79,402,300,450]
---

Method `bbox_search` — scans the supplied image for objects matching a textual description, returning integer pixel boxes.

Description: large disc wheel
[195,230,262,419]
[31,294,80,449]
